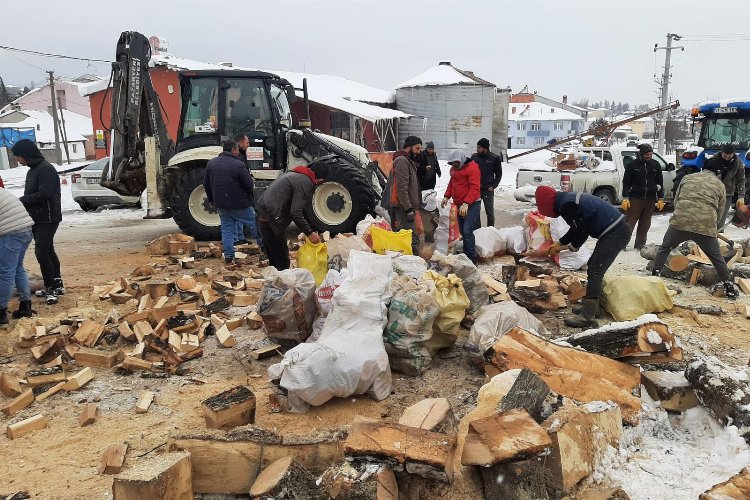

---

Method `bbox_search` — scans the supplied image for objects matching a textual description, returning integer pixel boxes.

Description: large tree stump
[485,327,642,424]
[559,316,683,364]
[685,356,750,443]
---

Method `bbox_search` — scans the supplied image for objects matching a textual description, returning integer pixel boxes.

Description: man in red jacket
[441,150,481,263]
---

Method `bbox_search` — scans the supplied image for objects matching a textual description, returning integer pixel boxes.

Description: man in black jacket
[203,140,257,263]
[11,139,63,305]
[471,138,502,227]
[256,165,324,270]
[231,133,263,249]
[417,141,441,191]
[621,144,665,250]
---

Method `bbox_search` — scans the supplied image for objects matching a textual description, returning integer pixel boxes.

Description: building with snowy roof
[508,91,587,149]
[0,108,94,163]
[80,45,409,159]
[1,75,102,118]
[394,62,510,159]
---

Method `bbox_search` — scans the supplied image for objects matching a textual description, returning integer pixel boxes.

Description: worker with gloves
[441,150,481,263]
[621,143,664,250]
[383,136,423,255]
[704,144,745,227]
[535,185,632,328]
[652,161,739,299]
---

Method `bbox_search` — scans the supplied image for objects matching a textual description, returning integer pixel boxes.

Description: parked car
[71,157,140,211]
[514,146,678,204]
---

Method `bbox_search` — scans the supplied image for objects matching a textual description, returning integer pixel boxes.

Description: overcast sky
[1,0,748,107]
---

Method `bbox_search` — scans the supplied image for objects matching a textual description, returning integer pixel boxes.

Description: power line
[0,44,111,64]
[1,47,48,72]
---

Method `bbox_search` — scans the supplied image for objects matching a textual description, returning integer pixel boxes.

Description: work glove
[406,210,415,223]
[458,203,469,217]
[738,199,746,209]
[547,243,568,256]
[621,198,630,211]
[655,199,665,211]
[441,197,449,209]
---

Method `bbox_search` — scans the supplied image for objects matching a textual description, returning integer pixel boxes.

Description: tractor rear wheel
[171,166,222,241]
[305,156,377,235]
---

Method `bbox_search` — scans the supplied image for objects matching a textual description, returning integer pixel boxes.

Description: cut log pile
[641,239,747,287]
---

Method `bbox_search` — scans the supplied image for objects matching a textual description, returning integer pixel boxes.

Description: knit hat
[477,138,490,149]
[425,141,435,149]
[637,143,653,155]
[535,185,557,217]
[447,150,466,164]
[11,139,44,162]
[722,144,736,154]
[403,136,422,149]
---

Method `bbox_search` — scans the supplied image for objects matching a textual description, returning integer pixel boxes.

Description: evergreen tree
[0,77,11,108]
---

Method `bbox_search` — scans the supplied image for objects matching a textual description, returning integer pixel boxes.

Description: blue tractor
[682,98,750,199]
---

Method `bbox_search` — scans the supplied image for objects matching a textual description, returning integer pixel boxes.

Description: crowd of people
[1,134,746,330]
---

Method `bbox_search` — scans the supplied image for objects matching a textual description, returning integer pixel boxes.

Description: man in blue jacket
[535,185,632,327]
[203,140,257,263]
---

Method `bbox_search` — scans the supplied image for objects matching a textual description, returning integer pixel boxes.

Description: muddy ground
[1,191,749,499]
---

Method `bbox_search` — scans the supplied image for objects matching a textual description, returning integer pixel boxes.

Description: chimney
[563,95,568,104]
[438,61,451,66]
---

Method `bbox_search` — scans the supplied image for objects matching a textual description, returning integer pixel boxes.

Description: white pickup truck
[514,146,678,205]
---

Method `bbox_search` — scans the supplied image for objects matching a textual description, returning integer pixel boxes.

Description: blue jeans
[0,228,33,308]
[458,201,481,262]
[234,208,262,247]
[218,207,262,259]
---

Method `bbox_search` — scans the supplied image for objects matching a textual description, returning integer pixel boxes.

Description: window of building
[517,122,526,131]
[530,122,541,131]
[516,137,526,146]
[554,122,563,131]
[330,112,351,141]
[550,108,555,114]
[512,106,516,114]
[72,143,77,153]
[534,137,544,145]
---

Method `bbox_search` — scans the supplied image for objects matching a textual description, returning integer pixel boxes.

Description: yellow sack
[297,242,328,286]
[370,226,413,255]
[601,275,673,321]
[421,270,470,356]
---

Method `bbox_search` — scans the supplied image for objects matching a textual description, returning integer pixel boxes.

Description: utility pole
[57,95,71,165]
[654,33,684,155]
[47,71,62,165]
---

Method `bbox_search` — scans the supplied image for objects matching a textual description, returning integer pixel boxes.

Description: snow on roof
[394,63,494,89]
[0,109,91,143]
[78,53,406,123]
[508,102,583,122]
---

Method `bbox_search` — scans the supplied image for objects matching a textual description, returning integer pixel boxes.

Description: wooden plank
[26,366,66,386]
[112,451,193,500]
[485,327,642,425]
[136,390,155,414]
[0,373,23,397]
[80,403,98,426]
[74,347,124,368]
[515,279,542,289]
[5,413,48,439]
[249,456,316,499]
[35,381,67,402]
[100,443,129,474]
[1,388,35,416]
[250,344,281,360]
[461,409,551,466]
[201,386,255,430]
[63,367,95,391]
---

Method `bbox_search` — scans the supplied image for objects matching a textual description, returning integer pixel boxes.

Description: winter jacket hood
[203,152,255,210]
[622,157,664,199]
[11,139,45,163]
[0,188,34,236]
[670,170,726,237]
[444,160,481,206]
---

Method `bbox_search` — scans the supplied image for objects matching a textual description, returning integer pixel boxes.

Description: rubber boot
[571,302,604,318]
[564,298,599,328]
[11,300,36,319]
[0,308,7,325]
